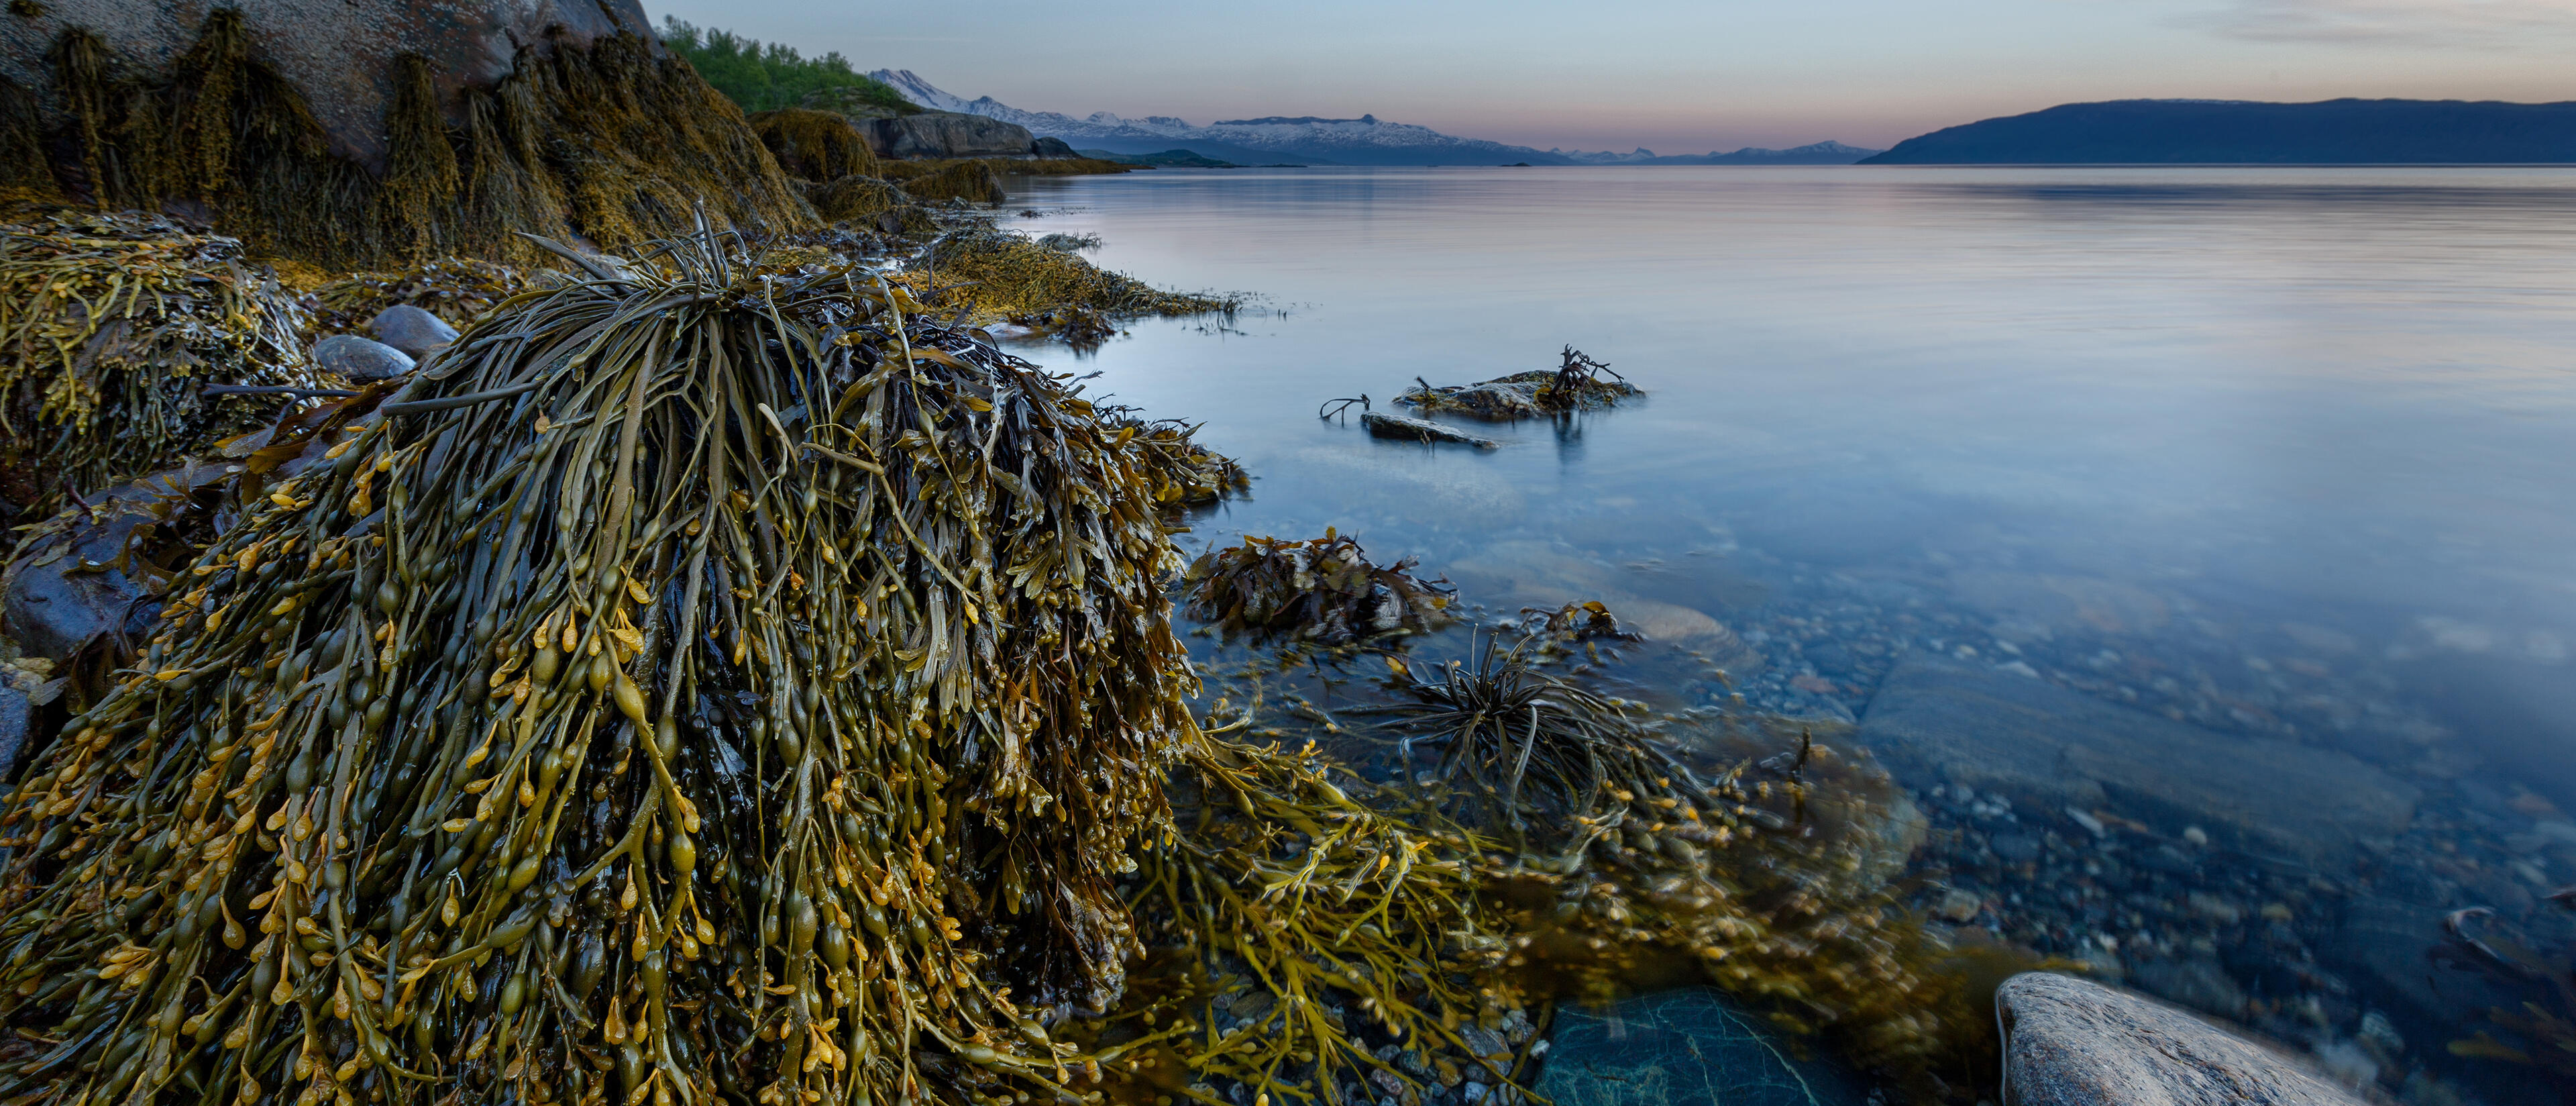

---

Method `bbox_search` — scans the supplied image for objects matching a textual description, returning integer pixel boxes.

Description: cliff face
[0,0,651,173]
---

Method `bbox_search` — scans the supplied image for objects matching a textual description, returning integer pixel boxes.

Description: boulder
[1539,989,1864,1106]
[311,334,416,382]
[0,681,28,785]
[1852,656,2416,868]
[1032,136,1079,158]
[1361,411,1497,448]
[1998,972,2365,1105]
[865,111,1042,160]
[369,305,459,359]
[1,463,234,664]
[0,0,652,173]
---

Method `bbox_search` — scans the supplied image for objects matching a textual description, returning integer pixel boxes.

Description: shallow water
[1000,166,2576,1101]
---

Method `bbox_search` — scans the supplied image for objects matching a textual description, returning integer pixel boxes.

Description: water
[998,166,2576,1100]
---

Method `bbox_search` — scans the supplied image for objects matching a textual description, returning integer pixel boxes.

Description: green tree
[659,17,916,115]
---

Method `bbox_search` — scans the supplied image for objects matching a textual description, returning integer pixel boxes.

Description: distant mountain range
[1864,99,2576,164]
[866,70,1875,167]
[1556,141,1880,165]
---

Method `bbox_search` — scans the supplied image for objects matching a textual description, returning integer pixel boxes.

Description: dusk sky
[653,0,2576,152]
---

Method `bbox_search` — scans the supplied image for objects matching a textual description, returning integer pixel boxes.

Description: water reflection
[1006,166,2576,1102]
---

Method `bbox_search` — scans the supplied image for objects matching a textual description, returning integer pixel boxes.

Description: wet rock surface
[1538,990,1864,1106]
[1999,972,2365,1105]
[369,304,459,359]
[1854,654,2417,868]
[1362,411,1498,448]
[310,334,417,382]
[1,464,234,665]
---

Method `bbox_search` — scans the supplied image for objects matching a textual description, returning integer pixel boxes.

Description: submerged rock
[310,334,416,381]
[1362,411,1499,448]
[1998,972,2364,1105]
[369,304,459,359]
[1854,656,2416,868]
[1538,989,1864,1106]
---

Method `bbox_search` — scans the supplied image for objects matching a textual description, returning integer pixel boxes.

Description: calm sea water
[1000,166,2576,1099]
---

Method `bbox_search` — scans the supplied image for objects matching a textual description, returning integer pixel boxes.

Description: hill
[1864,99,2576,164]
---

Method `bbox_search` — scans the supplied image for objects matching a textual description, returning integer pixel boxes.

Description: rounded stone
[369,305,460,359]
[311,334,416,382]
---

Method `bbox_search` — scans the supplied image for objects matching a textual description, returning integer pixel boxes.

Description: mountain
[865,70,1577,165]
[1555,140,1881,165]
[1864,99,2576,164]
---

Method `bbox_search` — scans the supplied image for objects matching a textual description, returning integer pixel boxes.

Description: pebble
[369,304,459,358]
[310,334,414,381]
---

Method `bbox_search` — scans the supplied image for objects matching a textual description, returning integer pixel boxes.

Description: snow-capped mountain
[865,70,1576,166]
[863,71,1882,168]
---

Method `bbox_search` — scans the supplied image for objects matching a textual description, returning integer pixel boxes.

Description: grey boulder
[311,334,416,382]
[1853,656,2416,868]
[1999,972,2364,1105]
[370,305,460,359]
[1360,411,1498,448]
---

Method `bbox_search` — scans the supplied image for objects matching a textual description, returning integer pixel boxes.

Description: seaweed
[896,228,1236,327]
[0,210,326,506]
[1106,413,1246,513]
[749,108,880,182]
[0,229,1197,1106]
[1183,532,1454,644]
[807,175,915,225]
[307,258,545,335]
[899,160,1007,205]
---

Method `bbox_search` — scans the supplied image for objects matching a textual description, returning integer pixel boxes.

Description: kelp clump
[748,108,881,183]
[1399,346,1637,420]
[0,231,1202,1106]
[807,176,918,228]
[15,11,812,270]
[1109,413,1246,513]
[1183,532,1454,644]
[309,258,543,336]
[898,161,1007,206]
[896,228,1236,328]
[0,210,324,503]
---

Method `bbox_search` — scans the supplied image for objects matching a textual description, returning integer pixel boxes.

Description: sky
[651,0,2576,152]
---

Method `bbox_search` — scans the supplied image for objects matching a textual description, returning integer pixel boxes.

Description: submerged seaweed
[0,210,325,505]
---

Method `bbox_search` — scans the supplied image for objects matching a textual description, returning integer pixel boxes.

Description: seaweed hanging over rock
[1399,346,1638,420]
[13,10,814,270]
[0,210,326,506]
[748,107,881,183]
[1107,412,1246,514]
[1183,532,1454,644]
[897,228,1237,330]
[0,230,1200,1106]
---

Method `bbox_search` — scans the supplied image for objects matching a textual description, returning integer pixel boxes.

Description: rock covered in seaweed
[0,5,812,268]
[0,210,325,505]
[0,230,1204,1106]
[1399,346,1639,420]
[749,107,881,181]
[1183,531,1454,643]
